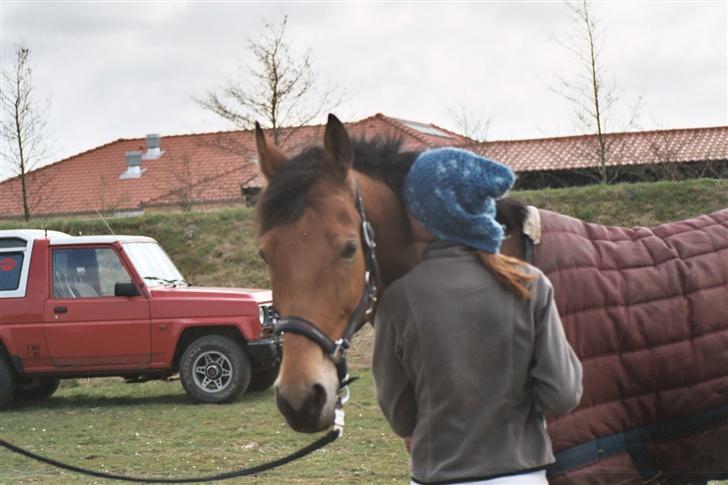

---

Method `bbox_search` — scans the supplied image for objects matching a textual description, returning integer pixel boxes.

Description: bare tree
[94,174,132,215]
[196,14,343,146]
[168,154,197,212]
[446,105,492,145]
[550,0,641,184]
[1,41,51,220]
[644,131,728,181]
[147,150,260,211]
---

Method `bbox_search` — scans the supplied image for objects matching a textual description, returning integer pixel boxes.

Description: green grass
[512,178,728,227]
[1,371,408,484]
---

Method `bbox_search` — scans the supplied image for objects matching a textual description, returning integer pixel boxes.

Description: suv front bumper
[247,336,281,367]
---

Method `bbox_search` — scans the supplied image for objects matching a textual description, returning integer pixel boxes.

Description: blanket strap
[549,403,728,480]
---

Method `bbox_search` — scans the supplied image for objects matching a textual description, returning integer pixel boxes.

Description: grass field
[1,179,727,483]
[1,371,408,484]
[4,374,727,484]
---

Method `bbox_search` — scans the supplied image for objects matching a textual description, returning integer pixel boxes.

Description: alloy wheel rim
[192,350,233,393]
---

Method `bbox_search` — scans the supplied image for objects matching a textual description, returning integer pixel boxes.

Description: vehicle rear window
[0,238,27,249]
[0,253,24,291]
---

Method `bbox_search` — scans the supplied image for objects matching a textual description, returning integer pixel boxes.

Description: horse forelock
[258,147,334,235]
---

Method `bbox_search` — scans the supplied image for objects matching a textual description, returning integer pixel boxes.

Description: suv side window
[0,253,24,291]
[52,248,132,298]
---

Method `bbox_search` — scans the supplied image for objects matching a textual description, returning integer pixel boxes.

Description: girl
[373,147,583,485]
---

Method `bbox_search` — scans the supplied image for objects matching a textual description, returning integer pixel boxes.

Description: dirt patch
[348,324,374,370]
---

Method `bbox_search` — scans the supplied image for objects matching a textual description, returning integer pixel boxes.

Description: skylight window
[400,120,453,138]
[119,166,145,179]
[143,147,163,160]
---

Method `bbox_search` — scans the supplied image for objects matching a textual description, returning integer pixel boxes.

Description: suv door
[43,246,151,368]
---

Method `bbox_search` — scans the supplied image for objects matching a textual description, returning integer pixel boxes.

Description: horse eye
[340,241,357,260]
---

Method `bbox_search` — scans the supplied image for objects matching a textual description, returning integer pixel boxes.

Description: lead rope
[0,390,350,483]
[0,414,344,483]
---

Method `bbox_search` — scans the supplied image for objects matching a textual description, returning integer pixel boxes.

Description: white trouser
[411,469,548,485]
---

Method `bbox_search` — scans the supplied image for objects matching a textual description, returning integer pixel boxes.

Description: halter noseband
[273,182,381,389]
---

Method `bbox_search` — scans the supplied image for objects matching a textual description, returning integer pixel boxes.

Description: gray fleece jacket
[373,241,583,484]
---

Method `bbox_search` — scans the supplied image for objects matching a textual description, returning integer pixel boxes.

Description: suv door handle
[54,306,68,314]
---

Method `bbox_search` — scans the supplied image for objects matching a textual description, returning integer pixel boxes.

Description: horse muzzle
[275,381,335,433]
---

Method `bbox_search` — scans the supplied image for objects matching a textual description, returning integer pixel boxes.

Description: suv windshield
[122,241,187,287]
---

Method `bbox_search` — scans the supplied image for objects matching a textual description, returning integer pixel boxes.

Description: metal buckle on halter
[338,379,352,406]
[362,220,376,249]
[363,271,378,320]
[332,338,350,363]
[364,271,379,295]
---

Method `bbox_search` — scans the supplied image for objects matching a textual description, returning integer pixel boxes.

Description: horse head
[255,115,376,432]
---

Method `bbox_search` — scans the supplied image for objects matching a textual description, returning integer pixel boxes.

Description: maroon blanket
[534,208,728,483]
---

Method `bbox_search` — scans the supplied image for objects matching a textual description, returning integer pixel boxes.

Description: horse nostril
[311,383,327,411]
[276,388,297,423]
[275,384,329,433]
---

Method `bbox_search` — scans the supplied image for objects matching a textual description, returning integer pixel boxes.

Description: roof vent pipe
[143,133,163,160]
[120,150,144,179]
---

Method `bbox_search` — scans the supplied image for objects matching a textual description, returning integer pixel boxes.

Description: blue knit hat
[403,147,516,253]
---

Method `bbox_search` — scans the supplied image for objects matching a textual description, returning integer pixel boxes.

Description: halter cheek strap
[273,182,381,390]
[274,281,374,386]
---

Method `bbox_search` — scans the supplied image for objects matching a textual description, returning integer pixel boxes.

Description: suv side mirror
[115,282,140,297]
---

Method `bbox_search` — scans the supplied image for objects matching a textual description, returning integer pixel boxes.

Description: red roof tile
[0,114,472,219]
[2,117,724,219]
[479,125,728,172]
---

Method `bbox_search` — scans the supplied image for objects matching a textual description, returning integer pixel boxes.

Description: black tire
[247,363,280,392]
[179,335,251,404]
[0,356,17,410]
[15,377,61,401]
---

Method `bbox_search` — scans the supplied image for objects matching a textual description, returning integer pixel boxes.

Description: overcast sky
[1,1,726,181]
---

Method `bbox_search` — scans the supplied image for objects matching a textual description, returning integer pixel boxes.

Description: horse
[254,115,728,483]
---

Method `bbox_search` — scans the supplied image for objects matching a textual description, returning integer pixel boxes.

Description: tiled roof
[0,113,471,219]
[479,125,728,172]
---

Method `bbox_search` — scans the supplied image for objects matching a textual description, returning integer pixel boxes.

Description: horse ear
[255,122,287,180]
[323,114,352,179]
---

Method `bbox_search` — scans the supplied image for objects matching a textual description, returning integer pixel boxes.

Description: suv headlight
[257,304,278,331]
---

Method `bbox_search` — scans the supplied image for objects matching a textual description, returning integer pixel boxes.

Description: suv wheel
[179,335,251,404]
[15,377,61,401]
[0,356,17,410]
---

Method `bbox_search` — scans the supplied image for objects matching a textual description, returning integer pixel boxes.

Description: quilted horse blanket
[532,208,728,484]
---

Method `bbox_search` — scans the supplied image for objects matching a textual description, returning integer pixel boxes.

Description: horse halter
[273,182,381,391]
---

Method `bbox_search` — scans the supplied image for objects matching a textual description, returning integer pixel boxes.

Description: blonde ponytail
[477,252,537,300]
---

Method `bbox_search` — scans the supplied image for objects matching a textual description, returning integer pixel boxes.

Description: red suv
[0,230,279,408]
